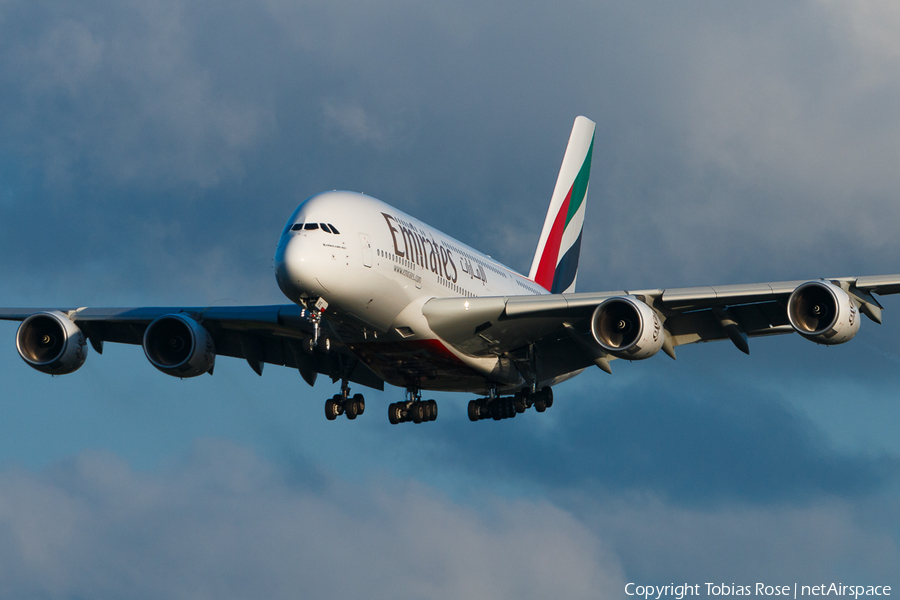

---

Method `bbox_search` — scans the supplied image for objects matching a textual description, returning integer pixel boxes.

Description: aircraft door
[360,233,373,267]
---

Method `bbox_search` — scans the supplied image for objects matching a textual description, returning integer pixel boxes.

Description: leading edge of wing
[0,304,308,324]
[482,273,900,319]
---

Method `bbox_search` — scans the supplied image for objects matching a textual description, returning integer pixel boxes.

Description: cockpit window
[292,221,339,234]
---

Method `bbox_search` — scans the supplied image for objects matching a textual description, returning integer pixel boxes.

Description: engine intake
[787,281,859,345]
[16,311,88,375]
[143,314,216,377]
[591,296,665,360]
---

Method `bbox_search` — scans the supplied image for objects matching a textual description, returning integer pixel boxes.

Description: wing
[422,274,900,379]
[0,305,385,391]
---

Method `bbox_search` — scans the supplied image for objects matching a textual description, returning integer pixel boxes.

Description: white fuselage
[273,191,550,392]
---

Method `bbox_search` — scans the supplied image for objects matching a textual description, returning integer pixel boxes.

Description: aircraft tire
[411,401,425,424]
[468,400,479,421]
[428,399,438,421]
[353,393,365,415]
[506,398,516,418]
[388,403,401,425]
[542,386,553,408]
[325,397,341,420]
[534,397,546,413]
[514,394,527,414]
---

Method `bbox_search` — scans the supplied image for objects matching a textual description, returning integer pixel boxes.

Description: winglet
[528,116,595,294]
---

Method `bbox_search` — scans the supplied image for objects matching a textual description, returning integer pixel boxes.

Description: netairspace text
[625,583,892,600]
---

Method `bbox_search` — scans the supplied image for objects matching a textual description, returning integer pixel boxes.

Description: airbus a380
[4,116,900,424]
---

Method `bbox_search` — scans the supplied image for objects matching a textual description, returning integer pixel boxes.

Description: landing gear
[302,297,331,355]
[468,386,553,422]
[388,388,438,424]
[324,383,365,421]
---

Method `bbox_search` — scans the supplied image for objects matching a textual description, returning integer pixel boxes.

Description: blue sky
[1,0,899,597]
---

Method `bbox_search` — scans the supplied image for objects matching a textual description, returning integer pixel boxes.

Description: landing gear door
[360,233,373,268]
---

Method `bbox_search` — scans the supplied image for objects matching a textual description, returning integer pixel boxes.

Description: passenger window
[291,223,304,231]
[304,223,319,230]
[328,224,340,234]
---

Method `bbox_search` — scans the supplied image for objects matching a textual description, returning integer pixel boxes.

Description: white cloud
[0,440,626,599]
[0,441,896,597]
[576,492,900,583]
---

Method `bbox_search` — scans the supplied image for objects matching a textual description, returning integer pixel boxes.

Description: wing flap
[665,302,793,347]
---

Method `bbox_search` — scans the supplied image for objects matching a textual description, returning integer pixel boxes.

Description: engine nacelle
[16,311,88,375]
[787,281,860,345]
[591,296,665,360]
[143,314,216,377]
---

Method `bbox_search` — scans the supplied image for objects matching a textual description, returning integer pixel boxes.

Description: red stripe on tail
[532,187,572,291]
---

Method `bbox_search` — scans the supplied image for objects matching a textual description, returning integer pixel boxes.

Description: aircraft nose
[275,234,324,301]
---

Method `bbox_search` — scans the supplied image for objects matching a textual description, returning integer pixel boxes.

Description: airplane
[3,116,900,425]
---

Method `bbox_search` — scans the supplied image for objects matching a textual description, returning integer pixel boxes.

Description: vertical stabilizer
[528,116,595,294]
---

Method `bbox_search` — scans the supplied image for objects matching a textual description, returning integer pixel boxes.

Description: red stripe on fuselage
[532,187,572,291]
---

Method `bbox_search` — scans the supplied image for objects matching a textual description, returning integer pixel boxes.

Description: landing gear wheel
[345,399,358,420]
[317,336,331,353]
[303,336,316,354]
[411,401,425,424]
[325,397,341,420]
[468,400,480,422]
[427,399,438,421]
[534,396,547,412]
[388,402,402,425]
[541,386,553,408]
[514,393,527,414]
[506,398,516,419]
[352,393,365,415]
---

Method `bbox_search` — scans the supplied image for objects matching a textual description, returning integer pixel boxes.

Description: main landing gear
[325,382,365,421]
[388,388,438,425]
[467,386,553,422]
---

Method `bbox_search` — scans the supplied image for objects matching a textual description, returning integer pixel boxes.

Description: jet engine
[591,296,665,360]
[143,314,216,377]
[16,311,88,375]
[787,281,860,345]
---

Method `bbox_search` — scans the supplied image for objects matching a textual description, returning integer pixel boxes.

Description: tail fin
[528,116,595,294]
